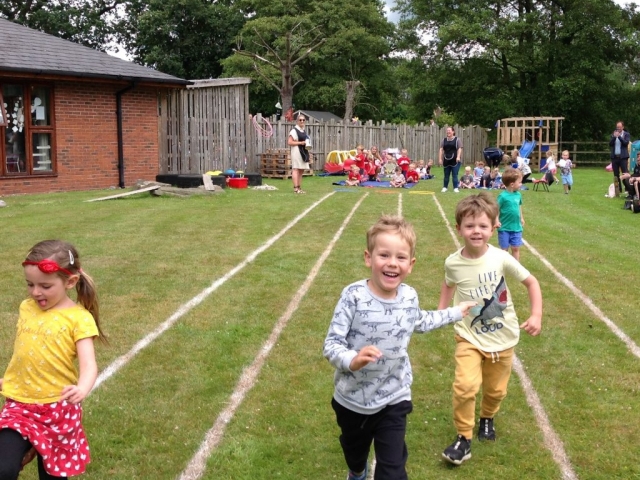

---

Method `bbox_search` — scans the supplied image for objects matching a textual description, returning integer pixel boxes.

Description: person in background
[542,151,559,185]
[478,166,492,189]
[397,149,411,178]
[406,163,420,184]
[609,120,630,196]
[459,166,475,189]
[439,127,463,193]
[346,164,362,187]
[621,152,640,198]
[287,114,311,194]
[558,150,574,195]
[417,160,428,179]
[497,168,525,261]
[390,166,407,188]
[426,159,435,179]
[491,168,504,189]
[511,149,532,184]
[354,145,367,176]
[473,161,485,184]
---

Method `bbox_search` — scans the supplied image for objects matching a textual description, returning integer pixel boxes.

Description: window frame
[0,92,7,127]
[1,81,56,177]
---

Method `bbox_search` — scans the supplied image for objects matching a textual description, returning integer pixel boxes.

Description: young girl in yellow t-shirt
[0,240,106,479]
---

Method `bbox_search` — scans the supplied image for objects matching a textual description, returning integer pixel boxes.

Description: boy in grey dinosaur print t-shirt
[324,215,475,480]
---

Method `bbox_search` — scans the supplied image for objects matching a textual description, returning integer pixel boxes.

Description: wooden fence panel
[158,83,488,174]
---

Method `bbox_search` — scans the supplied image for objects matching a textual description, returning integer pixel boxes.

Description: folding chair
[532,171,554,192]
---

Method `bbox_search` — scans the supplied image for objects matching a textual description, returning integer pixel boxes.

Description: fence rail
[559,141,610,166]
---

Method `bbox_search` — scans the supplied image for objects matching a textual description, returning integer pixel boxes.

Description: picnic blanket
[332,180,417,188]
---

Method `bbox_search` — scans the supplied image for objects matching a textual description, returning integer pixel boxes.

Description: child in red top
[346,164,362,186]
[397,149,411,177]
[366,152,380,181]
[355,145,367,175]
[406,163,420,183]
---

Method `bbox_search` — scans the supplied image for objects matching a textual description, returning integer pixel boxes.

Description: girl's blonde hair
[24,240,107,342]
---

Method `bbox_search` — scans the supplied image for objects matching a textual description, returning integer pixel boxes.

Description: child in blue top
[324,215,475,480]
[497,168,524,261]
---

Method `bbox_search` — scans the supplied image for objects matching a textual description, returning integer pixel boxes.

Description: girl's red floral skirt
[0,399,91,477]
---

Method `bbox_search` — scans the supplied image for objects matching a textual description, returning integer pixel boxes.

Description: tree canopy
[3,0,640,139]
[395,0,640,139]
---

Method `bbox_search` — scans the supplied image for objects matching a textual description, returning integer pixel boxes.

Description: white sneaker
[454,188,460,193]
[441,187,448,193]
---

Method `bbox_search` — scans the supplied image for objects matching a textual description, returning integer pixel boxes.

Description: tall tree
[223,0,395,119]
[120,0,246,79]
[228,17,326,112]
[396,0,640,138]
[0,0,125,50]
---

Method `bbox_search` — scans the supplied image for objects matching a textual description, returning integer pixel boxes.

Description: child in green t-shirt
[497,168,524,261]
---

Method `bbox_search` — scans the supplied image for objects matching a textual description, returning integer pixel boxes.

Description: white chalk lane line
[178,193,369,480]
[93,192,336,391]
[432,195,578,480]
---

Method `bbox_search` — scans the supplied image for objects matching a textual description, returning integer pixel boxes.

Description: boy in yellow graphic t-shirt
[438,192,542,465]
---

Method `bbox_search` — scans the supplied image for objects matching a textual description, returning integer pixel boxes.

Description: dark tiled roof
[0,17,189,85]
[295,110,343,122]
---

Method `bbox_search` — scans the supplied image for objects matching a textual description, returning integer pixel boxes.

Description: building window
[1,83,55,176]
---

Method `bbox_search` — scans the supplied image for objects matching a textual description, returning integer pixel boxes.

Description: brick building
[0,18,189,196]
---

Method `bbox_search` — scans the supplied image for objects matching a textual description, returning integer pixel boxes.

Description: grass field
[1,167,639,480]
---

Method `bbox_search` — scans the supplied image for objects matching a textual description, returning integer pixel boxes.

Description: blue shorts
[561,173,573,186]
[498,230,523,249]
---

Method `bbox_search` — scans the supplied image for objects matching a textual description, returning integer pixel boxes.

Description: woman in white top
[287,114,311,194]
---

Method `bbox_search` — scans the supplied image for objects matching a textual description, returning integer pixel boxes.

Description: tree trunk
[344,80,360,122]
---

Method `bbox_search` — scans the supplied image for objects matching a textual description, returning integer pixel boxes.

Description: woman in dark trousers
[438,127,463,193]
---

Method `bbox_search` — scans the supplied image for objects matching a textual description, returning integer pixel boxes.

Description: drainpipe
[116,82,136,188]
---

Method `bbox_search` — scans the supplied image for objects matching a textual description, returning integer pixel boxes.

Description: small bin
[227,177,249,189]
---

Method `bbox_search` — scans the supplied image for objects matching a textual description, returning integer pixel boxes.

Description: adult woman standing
[609,120,630,195]
[288,114,311,194]
[438,126,463,193]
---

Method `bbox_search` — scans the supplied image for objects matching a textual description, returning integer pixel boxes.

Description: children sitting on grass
[355,145,367,176]
[417,160,428,179]
[406,163,420,184]
[473,161,485,184]
[390,166,406,188]
[397,149,411,178]
[346,164,362,187]
[491,168,504,189]
[417,159,434,179]
[460,166,476,189]
[478,166,492,188]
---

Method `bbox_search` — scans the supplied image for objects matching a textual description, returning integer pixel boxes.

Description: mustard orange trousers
[452,336,515,439]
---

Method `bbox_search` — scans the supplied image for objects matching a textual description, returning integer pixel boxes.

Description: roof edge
[0,66,191,86]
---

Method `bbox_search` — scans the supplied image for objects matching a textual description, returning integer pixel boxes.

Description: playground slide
[519,140,536,158]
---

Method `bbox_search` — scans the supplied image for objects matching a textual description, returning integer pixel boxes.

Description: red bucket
[227,177,248,189]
